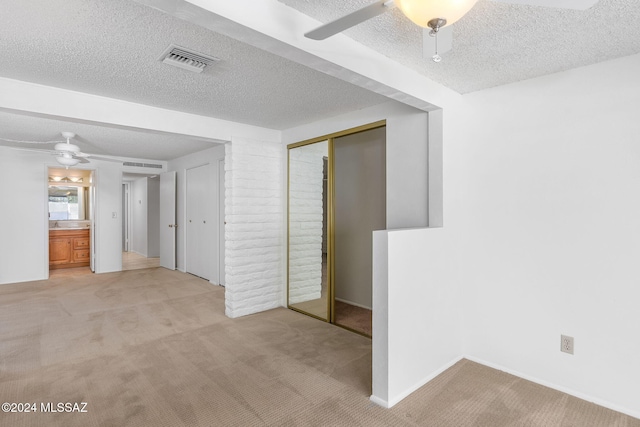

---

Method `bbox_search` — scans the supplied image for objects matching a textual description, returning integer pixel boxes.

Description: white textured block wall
[288,142,327,304]
[224,137,283,318]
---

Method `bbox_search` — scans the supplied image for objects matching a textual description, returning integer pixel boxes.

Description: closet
[186,163,213,280]
[287,122,386,336]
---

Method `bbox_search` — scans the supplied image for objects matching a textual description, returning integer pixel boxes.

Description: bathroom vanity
[49,227,91,269]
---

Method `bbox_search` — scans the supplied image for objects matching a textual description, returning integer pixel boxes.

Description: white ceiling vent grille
[123,162,163,169]
[159,45,219,73]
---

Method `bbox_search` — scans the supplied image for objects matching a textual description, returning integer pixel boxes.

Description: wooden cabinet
[49,229,90,269]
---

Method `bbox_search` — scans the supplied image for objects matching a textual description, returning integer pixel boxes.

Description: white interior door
[159,171,176,270]
[218,158,225,286]
[186,164,213,280]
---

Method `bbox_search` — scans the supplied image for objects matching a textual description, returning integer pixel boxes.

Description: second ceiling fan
[304,0,600,62]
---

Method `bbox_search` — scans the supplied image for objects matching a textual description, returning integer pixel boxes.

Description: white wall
[131,177,148,256]
[0,147,127,283]
[372,227,462,407]
[386,112,430,229]
[94,163,125,273]
[0,148,49,284]
[456,53,640,418]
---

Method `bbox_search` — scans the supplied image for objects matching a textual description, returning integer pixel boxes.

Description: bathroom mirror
[287,140,330,321]
[48,186,88,220]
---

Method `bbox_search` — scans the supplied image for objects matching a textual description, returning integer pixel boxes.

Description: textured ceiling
[279,0,640,93]
[0,0,392,161]
[3,0,638,162]
[0,110,217,161]
[0,0,387,130]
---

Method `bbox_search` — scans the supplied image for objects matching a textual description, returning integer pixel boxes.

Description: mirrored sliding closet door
[287,139,330,321]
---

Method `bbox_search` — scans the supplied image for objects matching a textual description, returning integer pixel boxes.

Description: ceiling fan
[304,0,600,62]
[4,131,122,168]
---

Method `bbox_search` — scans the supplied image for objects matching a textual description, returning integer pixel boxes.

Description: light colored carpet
[0,268,638,426]
[122,251,161,271]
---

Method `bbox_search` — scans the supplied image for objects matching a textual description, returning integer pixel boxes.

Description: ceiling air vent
[123,162,163,169]
[159,45,219,73]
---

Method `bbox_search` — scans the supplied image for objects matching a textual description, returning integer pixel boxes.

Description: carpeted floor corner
[0,268,638,426]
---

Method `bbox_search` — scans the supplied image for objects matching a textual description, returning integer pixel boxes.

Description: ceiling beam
[0,77,281,143]
[135,0,461,112]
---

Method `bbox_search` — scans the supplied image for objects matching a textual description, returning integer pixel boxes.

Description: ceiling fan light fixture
[54,142,80,153]
[56,153,80,167]
[396,0,478,28]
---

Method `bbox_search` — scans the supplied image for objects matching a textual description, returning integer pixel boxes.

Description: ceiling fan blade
[305,0,395,40]
[422,26,453,59]
[488,0,599,10]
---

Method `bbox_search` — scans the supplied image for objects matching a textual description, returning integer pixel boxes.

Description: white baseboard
[370,355,465,409]
[369,394,389,408]
[464,355,640,421]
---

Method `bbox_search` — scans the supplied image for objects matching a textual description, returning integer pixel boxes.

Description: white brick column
[224,137,283,318]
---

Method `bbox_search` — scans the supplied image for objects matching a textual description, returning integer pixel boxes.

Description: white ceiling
[2,0,639,162]
[0,110,217,161]
[0,0,389,160]
[279,0,640,93]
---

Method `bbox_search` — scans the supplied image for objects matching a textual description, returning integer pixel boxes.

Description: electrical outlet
[561,335,574,355]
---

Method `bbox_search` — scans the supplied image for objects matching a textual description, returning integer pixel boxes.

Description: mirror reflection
[288,140,329,320]
[48,186,88,220]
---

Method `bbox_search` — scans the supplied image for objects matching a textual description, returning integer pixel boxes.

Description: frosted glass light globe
[396,0,478,28]
[56,153,80,167]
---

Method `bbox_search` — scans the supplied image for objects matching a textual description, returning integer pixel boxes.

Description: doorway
[48,167,94,276]
[287,122,386,337]
[121,173,161,271]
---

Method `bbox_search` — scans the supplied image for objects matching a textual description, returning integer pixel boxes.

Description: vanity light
[395,0,478,27]
[48,176,83,183]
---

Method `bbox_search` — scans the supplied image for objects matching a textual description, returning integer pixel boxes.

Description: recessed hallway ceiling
[279,0,640,93]
[0,110,217,161]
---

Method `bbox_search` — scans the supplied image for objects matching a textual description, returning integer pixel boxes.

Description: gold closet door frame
[287,120,386,324]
